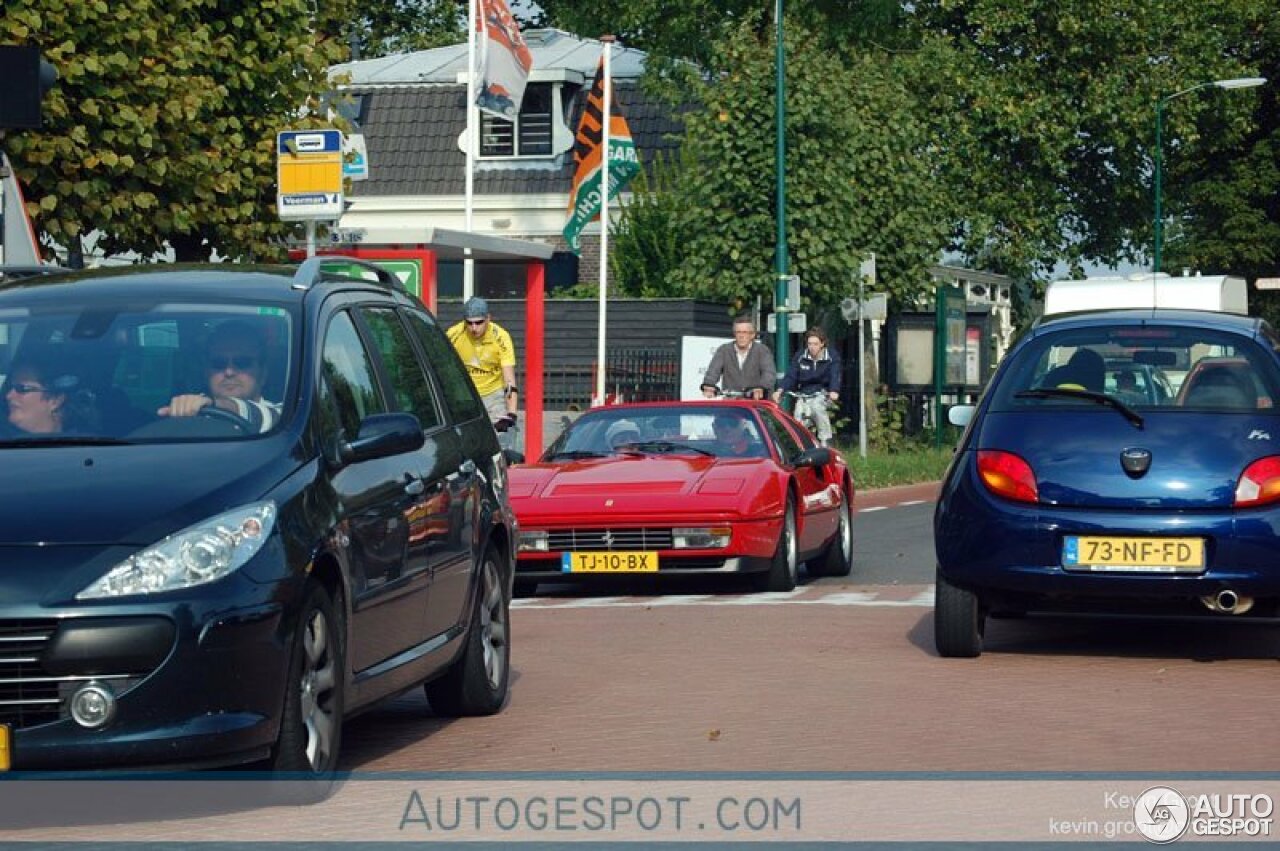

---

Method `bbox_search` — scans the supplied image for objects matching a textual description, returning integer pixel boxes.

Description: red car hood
[509,455,771,521]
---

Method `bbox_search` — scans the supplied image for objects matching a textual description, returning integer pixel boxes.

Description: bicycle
[700,384,768,400]
[782,389,836,445]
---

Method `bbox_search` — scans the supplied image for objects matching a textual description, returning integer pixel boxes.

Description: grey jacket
[701,341,777,394]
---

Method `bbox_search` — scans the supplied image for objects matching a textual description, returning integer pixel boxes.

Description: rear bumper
[935,464,1280,604]
[516,554,770,580]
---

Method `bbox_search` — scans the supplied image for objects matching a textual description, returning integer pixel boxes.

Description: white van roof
[1044,274,1248,317]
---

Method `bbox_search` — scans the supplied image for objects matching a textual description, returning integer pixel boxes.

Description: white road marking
[512,588,935,610]
[898,500,927,506]
[858,506,887,513]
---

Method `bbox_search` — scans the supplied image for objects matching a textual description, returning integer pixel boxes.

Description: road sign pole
[857,271,866,459]
[305,221,316,259]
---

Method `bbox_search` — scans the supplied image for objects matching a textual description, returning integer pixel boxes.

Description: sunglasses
[8,382,46,395]
[465,319,487,327]
[207,355,258,371]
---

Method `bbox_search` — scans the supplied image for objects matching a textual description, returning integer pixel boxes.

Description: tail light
[1234,456,1280,508]
[977,450,1039,503]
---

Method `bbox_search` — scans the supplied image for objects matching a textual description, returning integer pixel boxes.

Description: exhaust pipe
[1200,589,1254,615]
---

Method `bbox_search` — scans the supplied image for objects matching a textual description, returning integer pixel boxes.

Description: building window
[480,83,554,158]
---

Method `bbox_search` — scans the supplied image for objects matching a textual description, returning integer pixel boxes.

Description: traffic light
[0,46,57,129]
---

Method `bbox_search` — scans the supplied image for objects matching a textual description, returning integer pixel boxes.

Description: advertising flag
[474,0,533,119]
[563,59,642,254]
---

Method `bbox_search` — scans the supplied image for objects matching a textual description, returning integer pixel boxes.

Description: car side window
[320,311,385,439]
[358,307,444,431]
[401,309,486,423]
[761,410,803,460]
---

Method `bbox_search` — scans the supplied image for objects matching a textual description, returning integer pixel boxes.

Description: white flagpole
[595,36,614,405]
[464,0,478,300]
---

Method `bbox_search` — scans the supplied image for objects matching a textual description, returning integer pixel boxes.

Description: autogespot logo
[1134,786,1190,844]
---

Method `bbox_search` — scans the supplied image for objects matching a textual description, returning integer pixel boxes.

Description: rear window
[990,325,1279,412]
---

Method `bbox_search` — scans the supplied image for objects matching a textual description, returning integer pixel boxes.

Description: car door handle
[404,478,425,496]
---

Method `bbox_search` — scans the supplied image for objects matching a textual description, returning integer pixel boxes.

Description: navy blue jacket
[779,347,841,394]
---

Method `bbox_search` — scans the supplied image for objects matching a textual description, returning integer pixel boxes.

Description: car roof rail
[292,256,404,293]
[0,264,72,283]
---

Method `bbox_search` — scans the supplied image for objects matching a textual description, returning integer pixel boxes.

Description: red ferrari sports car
[508,400,855,593]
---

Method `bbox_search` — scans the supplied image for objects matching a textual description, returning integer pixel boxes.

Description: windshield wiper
[547,449,608,460]
[616,440,716,457]
[1015,388,1144,429]
[0,436,134,447]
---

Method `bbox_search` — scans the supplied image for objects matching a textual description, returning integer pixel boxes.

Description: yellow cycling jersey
[446,320,516,397]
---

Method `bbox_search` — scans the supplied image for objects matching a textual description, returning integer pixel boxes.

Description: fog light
[69,681,117,729]
[518,531,549,552]
[672,527,732,549]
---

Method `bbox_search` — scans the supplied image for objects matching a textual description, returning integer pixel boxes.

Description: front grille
[0,619,149,730]
[0,620,61,728]
[547,528,675,551]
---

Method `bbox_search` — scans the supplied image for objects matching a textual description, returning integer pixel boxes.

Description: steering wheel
[197,403,252,433]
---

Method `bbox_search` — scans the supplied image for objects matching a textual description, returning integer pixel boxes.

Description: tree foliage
[910,0,1269,280]
[350,0,464,58]
[662,16,950,310]
[3,0,352,262]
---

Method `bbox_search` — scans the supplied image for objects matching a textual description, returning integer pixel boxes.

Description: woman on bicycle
[773,326,841,445]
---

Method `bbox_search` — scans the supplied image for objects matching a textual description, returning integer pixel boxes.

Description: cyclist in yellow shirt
[446,297,519,436]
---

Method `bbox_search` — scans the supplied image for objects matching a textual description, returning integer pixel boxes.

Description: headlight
[672,527,732,549]
[518,531,549,552]
[77,502,277,599]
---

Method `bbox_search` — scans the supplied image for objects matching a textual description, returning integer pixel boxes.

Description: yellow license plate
[0,723,9,770]
[1063,536,1205,573]
[561,551,658,573]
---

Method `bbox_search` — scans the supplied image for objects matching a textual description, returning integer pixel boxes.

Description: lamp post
[772,0,790,373]
[1153,76,1265,274]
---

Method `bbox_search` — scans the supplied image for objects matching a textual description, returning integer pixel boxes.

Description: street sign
[766,312,807,333]
[841,293,887,321]
[1256,277,1280,290]
[859,253,876,285]
[276,129,344,220]
[315,259,421,297]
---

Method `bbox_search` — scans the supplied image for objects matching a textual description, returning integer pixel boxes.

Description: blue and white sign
[343,134,369,181]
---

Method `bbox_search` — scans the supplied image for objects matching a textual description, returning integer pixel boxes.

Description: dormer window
[479,83,557,158]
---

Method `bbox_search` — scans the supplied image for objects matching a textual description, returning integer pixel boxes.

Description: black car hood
[0,439,301,545]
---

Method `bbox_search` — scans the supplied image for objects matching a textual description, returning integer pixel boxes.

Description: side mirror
[502,448,525,466]
[947,405,975,428]
[337,412,424,465]
[793,446,833,468]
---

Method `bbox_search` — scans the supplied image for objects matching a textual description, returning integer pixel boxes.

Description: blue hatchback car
[0,259,516,772]
[936,306,1280,657]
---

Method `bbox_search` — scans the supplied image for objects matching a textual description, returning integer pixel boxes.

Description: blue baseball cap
[463,296,490,319]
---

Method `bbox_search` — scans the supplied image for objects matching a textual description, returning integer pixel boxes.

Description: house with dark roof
[328,29,685,300]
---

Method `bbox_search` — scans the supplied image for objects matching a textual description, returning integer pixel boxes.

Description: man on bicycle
[700,315,775,400]
[773,325,840,445]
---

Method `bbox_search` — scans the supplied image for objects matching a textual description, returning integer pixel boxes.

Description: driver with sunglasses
[446,296,519,436]
[159,320,280,433]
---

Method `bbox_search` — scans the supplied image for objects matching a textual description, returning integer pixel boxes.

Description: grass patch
[834,442,955,490]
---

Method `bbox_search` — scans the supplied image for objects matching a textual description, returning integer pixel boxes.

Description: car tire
[754,497,798,592]
[425,547,511,716]
[271,582,345,774]
[934,567,984,658]
[811,495,853,578]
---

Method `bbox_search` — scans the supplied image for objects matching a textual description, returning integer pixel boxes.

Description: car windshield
[544,407,768,459]
[0,298,296,442]
[990,325,1279,413]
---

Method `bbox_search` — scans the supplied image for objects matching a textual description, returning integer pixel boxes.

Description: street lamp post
[1153,77,1265,274]
[773,0,790,374]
